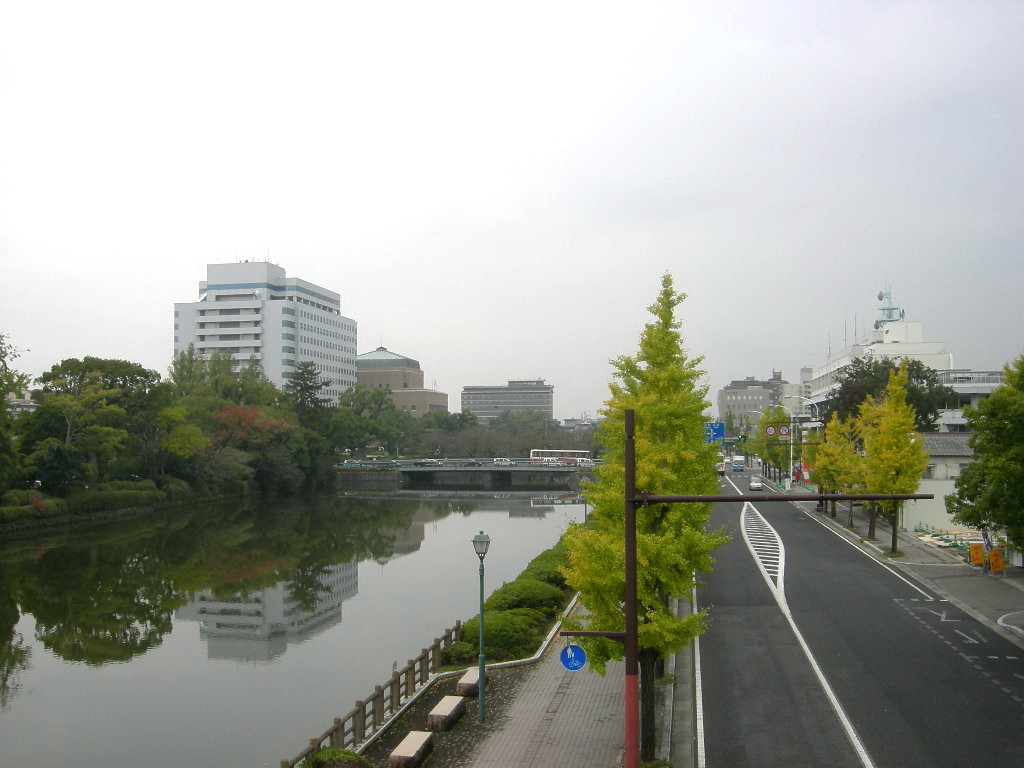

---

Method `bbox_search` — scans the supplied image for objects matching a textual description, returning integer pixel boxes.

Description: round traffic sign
[560,644,587,671]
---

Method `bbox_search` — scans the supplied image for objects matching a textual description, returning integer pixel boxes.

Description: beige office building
[355,347,448,417]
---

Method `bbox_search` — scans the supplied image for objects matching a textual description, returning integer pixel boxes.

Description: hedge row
[0,497,70,522]
[444,538,574,664]
[64,489,167,515]
[0,486,169,523]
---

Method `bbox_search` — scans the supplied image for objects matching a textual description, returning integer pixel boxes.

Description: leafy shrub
[98,479,158,492]
[522,541,569,588]
[2,490,31,506]
[305,747,373,767]
[65,489,166,515]
[485,577,565,618]
[0,498,66,521]
[455,608,548,661]
[0,506,34,523]
[162,477,195,502]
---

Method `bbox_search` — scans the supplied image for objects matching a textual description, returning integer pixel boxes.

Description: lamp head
[472,531,491,560]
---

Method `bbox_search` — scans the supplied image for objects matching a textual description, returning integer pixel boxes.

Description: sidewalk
[462,640,626,768]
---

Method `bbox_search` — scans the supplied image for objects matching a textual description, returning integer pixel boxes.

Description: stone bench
[427,695,466,731]
[388,730,433,768]
[456,666,488,697]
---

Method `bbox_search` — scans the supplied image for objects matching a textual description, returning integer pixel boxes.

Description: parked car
[748,476,764,490]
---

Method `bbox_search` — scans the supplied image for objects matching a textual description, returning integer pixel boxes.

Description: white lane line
[740,501,876,768]
[692,585,706,768]
[792,502,935,600]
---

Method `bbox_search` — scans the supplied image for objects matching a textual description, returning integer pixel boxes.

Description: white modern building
[807,289,953,406]
[174,262,357,401]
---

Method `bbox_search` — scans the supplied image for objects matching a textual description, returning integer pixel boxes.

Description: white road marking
[738,500,876,768]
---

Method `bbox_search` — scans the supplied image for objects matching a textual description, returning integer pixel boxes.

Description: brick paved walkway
[462,643,625,768]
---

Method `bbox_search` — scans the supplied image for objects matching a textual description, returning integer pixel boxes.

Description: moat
[0,491,585,768]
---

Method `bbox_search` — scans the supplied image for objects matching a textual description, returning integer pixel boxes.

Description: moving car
[493,457,514,466]
[748,476,764,490]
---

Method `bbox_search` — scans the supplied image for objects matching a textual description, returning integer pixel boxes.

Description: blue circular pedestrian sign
[560,644,587,671]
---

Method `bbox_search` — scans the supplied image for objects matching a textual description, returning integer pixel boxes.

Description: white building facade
[174,262,357,401]
[807,289,953,406]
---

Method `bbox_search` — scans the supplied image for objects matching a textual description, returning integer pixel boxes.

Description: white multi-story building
[174,261,357,401]
[807,289,953,406]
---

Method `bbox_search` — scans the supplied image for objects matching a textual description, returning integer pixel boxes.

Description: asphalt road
[697,473,1024,768]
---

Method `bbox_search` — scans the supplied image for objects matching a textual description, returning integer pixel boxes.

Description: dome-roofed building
[355,346,448,417]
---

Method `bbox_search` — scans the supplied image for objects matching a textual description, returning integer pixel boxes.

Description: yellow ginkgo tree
[860,360,928,554]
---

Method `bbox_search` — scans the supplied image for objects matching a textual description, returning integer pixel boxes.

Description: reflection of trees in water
[0,573,30,709]
[17,548,182,666]
[0,494,427,668]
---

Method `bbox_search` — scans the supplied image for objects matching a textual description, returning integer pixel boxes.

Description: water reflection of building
[175,561,359,662]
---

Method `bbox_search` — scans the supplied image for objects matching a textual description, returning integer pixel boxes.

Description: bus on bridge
[529,448,594,466]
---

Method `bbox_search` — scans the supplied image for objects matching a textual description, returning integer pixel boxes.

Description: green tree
[0,333,29,491]
[285,361,330,432]
[823,357,956,432]
[946,355,1024,550]
[861,361,928,554]
[168,344,208,396]
[813,413,863,523]
[39,373,130,483]
[36,356,160,396]
[560,274,728,761]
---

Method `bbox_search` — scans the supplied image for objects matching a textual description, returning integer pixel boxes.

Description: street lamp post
[784,394,820,422]
[472,531,491,723]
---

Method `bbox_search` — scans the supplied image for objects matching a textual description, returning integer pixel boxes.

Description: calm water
[0,491,585,768]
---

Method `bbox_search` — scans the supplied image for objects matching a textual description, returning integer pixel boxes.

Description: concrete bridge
[397,463,591,491]
[341,460,595,491]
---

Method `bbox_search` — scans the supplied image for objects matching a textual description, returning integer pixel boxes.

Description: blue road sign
[704,421,725,447]
[560,644,587,671]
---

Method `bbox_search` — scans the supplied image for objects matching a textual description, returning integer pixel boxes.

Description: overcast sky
[2,2,1022,420]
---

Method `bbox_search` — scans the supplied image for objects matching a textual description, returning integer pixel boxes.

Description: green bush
[446,537,575,664]
[456,608,548,661]
[162,477,195,502]
[65,489,166,515]
[0,506,34,523]
[485,577,565,618]
[2,490,32,506]
[98,479,158,492]
[522,542,569,588]
[305,747,373,767]
[36,498,68,517]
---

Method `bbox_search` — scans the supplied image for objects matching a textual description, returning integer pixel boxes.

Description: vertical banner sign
[969,543,985,566]
[989,549,1005,573]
